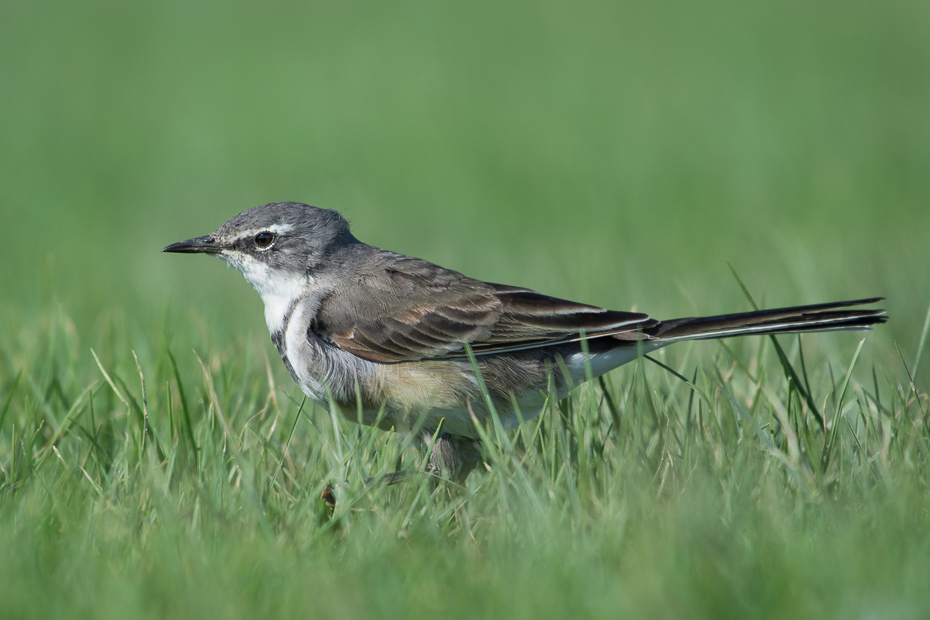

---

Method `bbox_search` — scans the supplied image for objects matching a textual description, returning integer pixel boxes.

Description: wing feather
[314,253,652,363]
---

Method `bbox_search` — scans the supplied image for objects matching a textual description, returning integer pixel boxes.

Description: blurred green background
[2,3,930,618]
[1,0,928,366]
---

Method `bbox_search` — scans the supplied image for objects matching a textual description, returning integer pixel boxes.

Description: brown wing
[312,252,653,363]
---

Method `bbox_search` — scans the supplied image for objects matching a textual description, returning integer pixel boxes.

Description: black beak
[162,235,224,254]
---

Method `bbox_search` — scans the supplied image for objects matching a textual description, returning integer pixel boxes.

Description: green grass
[1,0,930,617]
[2,298,929,619]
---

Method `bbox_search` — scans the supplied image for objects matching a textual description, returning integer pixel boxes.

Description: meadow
[1,1,929,617]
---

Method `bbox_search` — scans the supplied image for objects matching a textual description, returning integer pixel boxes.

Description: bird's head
[163,202,356,298]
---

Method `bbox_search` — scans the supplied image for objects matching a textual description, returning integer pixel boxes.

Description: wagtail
[164,202,886,481]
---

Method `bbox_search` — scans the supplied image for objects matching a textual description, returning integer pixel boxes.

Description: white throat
[222,253,309,334]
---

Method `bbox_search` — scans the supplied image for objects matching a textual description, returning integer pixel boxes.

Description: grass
[1,294,928,618]
[1,0,930,617]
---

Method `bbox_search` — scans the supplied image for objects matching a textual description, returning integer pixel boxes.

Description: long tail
[647,297,887,343]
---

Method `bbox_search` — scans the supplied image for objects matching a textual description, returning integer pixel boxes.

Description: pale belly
[301,343,662,440]
[275,299,661,440]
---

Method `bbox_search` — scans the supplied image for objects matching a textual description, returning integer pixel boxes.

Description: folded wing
[313,252,653,363]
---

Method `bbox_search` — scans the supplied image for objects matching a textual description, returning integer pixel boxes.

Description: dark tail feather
[650,298,887,342]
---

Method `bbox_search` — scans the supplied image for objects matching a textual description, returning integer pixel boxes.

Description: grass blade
[727,263,825,427]
[821,339,865,470]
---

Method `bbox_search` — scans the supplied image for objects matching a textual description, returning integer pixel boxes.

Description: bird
[163,202,887,482]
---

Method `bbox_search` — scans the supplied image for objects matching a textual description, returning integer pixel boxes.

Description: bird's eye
[254,232,276,249]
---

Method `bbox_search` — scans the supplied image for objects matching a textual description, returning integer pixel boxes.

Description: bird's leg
[322,433,483,509]
[426,431,482,483]
[320,470,412,509]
